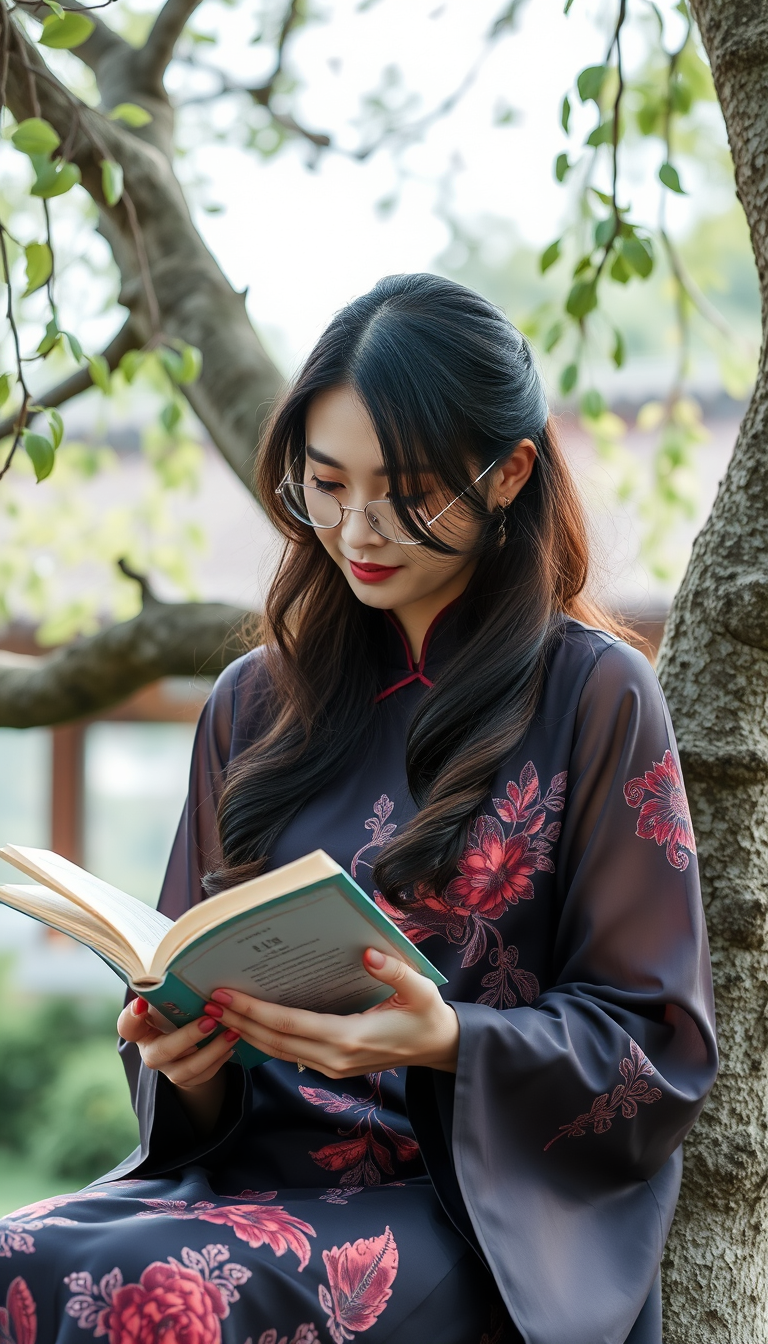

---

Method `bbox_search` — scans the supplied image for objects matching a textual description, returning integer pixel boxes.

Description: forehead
[305,386,382,474]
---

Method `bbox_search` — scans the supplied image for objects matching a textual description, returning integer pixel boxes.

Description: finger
[209,991,346,1046]
[362,948,432,1006]
[141,1015,223,1069]
[117,998,162,1043]
[166,1044,236,1088]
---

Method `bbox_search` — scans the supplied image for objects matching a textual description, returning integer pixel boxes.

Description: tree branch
[0,598,253,727]
[136,0,205,91]
[0,317,138,443]
[18,0,130,77]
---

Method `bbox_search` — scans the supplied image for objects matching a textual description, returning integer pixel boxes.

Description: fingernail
[199,1017,216,1034]
[133,997,148,1015]
[224,1029,240,1042]
[365,948,386,969]
[203,1003,224,1019]
[210,990,232,1005]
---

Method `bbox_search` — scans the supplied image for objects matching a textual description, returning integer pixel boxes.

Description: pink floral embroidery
[134,1195,315,1270]
[64,1244,250,1341]
[302,1074,419,1186]
[351,796,397,880]
[0,1276,36,1344]
[256,1328,320,1344]
[318,1227,398,1344]
[624,748,696,871]
[0,1192,109,1257]
[544,1040,663,1151]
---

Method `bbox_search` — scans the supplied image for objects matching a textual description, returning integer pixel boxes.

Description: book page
[168,884,402,1011]
[0,846,171,966]
[0,884,142,981]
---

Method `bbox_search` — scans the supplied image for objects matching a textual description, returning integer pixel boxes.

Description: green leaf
[37,318,61,356]
[566,278,598,319]
[555,153,570,183]
[610,251,632,284]
[564,0,575,13]
[44,407,64,450]
[11,117,61,157]
[107,103,153,127]
[577,64,608,104]
[23,430,55,481]
[158,348,185,383]
[622,235,654,278]
[586,117,614,147]
[101,159,124,206]
[670,75,692,114]
[43,0,65,15]
[178,344,202,383]
[160,400,182,433]
[0,373,12,409]
[118,349,145,383]
[560,95,571,134]
[612,328,626,368]
[543,322,564,353]
[65,330,83,363]
[30,157,81,199]
[572,254,592,277]
[594,217,615,249]
[580,388,606,420]
[659,161,685,193]
[23,242,53,296]
[590,188,613,207]
[87,354,111,394]
[39,11,95,48]
[560,363,578,395]
[540,239,561,273]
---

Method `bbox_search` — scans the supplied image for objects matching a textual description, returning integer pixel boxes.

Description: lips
[349,561,403,583]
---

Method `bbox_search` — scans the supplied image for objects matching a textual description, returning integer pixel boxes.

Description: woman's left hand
[206,948,459,1078]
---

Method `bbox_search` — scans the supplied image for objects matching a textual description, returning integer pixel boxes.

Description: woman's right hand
[117,997,239,1132]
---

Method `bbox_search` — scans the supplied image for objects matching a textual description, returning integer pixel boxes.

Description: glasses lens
[365,500,423,544]
[282,483,343,530]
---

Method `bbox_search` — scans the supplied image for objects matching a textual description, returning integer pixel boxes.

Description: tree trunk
[658,3,768,1338]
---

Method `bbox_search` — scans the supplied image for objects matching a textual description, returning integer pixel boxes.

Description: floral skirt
[0,1169,514,1344]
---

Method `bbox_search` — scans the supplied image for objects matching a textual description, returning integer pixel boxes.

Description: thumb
[363,947,431,1006]
[117,997,158,1042]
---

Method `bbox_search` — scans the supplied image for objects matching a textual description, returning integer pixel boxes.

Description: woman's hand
[205,948,459,1079]
[117,997,240,1133]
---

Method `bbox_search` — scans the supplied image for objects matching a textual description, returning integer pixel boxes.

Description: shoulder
[554,618,660,698]
[200,645,271,765]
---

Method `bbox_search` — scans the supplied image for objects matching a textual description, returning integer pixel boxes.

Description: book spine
[141,973,269,1070]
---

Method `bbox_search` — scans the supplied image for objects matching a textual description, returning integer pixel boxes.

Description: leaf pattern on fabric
[544,1040,663,1150]
[369,765,562,1009]
[255,1327,320,1344]
[0,1191,110,1258]
[350,795,397,880]
[133,1196,316,1271]
[64,1244,250,1340]
[301,1074,419,1186]
[0,1277,37,1344]
[318,1227,398,1344]
[624,748,696,871]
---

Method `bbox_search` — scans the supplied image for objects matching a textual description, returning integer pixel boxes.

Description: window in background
[0,728,51,884]
[85,723,195,906]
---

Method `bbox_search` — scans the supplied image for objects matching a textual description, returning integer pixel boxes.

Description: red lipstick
[349,561,402,584]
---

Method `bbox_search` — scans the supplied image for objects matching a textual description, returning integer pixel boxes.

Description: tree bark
[0,596,253,727]
[658,3,768,1338]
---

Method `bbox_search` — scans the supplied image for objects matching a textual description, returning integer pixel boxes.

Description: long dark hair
[206,273,620,903]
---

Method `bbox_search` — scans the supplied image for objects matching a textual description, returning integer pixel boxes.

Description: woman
[0,275,716,1344]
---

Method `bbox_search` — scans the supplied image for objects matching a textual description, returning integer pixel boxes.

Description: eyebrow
[305,445,432,477]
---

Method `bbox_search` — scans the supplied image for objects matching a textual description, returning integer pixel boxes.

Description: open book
[0,845,446,1068]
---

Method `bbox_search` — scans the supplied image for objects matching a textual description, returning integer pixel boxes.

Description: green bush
[31,1039,139,1184]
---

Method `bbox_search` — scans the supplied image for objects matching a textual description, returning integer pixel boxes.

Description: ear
[490,439,537,507]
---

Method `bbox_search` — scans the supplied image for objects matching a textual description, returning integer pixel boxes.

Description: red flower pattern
[318,1227,398,1344]
[544,1040,663,1150]
[133,1197,315,1271]
[445,822,538,920]
[624,748,696,871]
[0,1277,36,1344]
[301,1076,419,1186]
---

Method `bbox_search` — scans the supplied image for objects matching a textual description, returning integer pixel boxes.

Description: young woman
[0,275,716,1344]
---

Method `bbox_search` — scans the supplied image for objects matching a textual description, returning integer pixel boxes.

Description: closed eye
[310,475,344,494]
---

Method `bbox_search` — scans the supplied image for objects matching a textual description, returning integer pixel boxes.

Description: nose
[340,506,384,549]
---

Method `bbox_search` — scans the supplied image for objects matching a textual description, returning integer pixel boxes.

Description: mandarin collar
[376,599,461,702]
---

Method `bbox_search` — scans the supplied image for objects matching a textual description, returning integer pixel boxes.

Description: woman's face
[302,385,535,626]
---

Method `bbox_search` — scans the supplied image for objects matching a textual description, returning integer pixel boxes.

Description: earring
[497,498,509,548]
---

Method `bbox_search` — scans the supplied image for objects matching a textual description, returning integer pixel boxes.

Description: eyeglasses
[275,455,501,546]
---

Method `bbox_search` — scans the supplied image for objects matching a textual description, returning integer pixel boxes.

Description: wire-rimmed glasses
[275,456,501,546]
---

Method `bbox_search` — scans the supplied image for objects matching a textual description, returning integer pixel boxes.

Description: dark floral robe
[0,608,717,1344]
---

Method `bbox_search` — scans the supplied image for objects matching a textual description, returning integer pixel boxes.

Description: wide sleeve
[406,640,718,1344]
[111,654,260,1181]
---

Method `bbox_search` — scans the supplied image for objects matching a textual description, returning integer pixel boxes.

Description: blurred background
[0,0,758,1212]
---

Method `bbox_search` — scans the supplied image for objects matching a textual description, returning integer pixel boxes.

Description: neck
[391,561,477,661]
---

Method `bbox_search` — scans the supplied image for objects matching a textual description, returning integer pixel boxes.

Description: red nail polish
[199,1017,216,1034]
[133,997,148,1015]
[203,1003,224,1019]
[210,990,232,1005]
[224,1029,240,1043]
